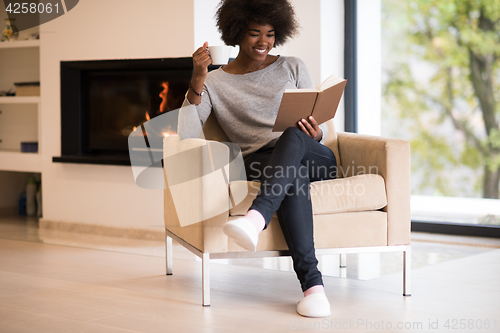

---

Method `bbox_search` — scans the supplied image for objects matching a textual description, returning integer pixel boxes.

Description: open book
[272,75,347,132]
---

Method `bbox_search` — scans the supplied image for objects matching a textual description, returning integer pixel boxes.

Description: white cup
[208,45,231,65]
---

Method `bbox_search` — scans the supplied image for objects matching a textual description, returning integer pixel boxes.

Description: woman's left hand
[298,116,323,141]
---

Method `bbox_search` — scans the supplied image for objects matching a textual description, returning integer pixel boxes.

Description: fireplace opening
[84,70,188,155]
[54,57,201,166]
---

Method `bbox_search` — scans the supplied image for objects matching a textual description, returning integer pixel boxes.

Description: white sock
[303,285,325,297]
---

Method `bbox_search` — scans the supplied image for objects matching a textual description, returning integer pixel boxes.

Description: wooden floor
[0,220,499,332]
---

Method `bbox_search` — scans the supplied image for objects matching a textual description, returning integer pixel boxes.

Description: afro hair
[215,0,299,47]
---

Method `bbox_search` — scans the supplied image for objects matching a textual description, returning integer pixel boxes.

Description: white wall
[357,0,381,135]
[40,0,194,230]
[194,0,223,49]
[321,0,345,132]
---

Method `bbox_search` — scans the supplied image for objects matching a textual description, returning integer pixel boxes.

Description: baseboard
[412,220,500,239]
[39,219,165,241]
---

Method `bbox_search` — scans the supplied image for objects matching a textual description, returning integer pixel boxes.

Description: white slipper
[223,217,258,251]
[296,293,331,318]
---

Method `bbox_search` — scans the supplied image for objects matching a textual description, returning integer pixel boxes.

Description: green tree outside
[382,0,500,199]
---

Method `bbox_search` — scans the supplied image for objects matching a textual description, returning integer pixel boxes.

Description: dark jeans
[244,127,337,291]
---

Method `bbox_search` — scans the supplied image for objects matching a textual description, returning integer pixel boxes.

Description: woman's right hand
[188,42,212,105]
[192,41,212,79]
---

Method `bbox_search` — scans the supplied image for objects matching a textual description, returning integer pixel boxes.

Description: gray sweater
[178,56,327,157]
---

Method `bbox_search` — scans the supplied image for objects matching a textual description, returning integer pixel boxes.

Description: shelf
[0,96,40,104]
[0,39,41,173]
[0,151,41,172]
[0,40,40,49]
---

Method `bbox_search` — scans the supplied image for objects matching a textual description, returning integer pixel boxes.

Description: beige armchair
[163,114,411,306]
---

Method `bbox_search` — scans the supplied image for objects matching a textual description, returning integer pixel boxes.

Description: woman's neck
[223,54,279,75]
[235,56,267,73]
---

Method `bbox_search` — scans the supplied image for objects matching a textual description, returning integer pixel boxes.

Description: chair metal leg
[202,253,210,306]
[403,247,411,296]
[340,253,347,268]
[166,235,173,275]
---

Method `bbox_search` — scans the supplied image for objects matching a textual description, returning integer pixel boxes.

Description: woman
[179,0,337,318]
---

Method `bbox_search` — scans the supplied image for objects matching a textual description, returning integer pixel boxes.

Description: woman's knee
[278,127,307,146]
[283,126,304,137]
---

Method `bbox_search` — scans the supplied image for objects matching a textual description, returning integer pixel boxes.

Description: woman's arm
[178,42,213,140]
[187,42,212,105]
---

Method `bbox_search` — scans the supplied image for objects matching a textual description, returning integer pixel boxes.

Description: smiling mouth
[253,47,268,54]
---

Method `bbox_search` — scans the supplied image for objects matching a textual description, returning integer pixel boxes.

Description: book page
[319,75,345,91]
[285,89,317,93]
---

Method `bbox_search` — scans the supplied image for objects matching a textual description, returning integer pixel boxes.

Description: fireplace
[53,57,205,166]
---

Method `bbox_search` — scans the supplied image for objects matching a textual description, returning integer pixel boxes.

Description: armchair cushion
[228,174,387,216]
[310,174,387,214]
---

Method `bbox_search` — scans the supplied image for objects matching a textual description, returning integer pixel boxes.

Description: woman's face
[239,22,275,62]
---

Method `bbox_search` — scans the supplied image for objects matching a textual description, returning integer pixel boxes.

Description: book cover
[272,75,347,132]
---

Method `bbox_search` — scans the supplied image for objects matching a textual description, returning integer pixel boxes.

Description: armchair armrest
[337,132,411,245]
[163,136,231,252]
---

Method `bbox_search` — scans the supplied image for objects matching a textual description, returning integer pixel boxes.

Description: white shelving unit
[0,40,41,173]
[0,150,41,172]
[0,96,40,104]
[0,39,40,49]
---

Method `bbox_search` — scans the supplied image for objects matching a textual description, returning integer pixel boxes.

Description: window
[379,0,500,231]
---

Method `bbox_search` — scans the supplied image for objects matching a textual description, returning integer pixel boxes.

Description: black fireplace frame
[53,57,204,166]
